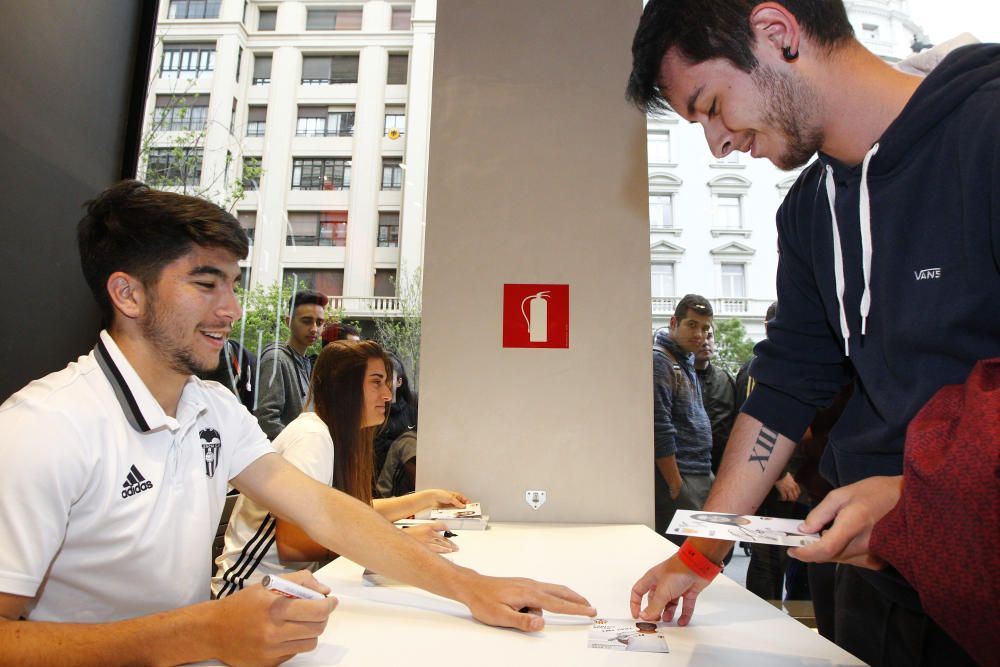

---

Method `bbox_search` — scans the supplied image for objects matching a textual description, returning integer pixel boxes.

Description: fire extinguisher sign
[502,284,569,349]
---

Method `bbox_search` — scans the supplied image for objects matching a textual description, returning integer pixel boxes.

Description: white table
[289,523,864,666]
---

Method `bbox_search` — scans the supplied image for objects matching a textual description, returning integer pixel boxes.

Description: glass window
[384,106,406,136]
[390,7,412,30]
[168,0,221,19]
[302,55,359,84]
[284,269,344,296]
[374,269,397,297]
[146,148,203,186]
[295,106,354,136]
[235,47,243,81]
[649,194,673,229]
[291,158,351,190]
[160,44,215,79]
[258,8,276,30]
[306,8,362,30]
[713,194,742,228]
[381,158,402,190]
[287,211,347,246]
[246,106,266,137]
[651,263,675,298]
[154,94,209,131]
[252,54,272,84]
[387,54,408,84]
[378,212,400,247]
[237,211,256,243]
[241,156,262,190]
[647,132,671,164]
[721,263,746,298]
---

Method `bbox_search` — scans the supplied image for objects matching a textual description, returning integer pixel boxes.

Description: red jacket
[870,358,1000,666]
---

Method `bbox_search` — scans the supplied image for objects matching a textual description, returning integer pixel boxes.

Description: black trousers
[834,565,977,667]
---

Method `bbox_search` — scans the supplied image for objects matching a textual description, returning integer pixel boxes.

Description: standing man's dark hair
[288,289,328,314]
[77,180,248,326]
[673,294,713,322]
[626,0,854,114]
[765,301,778,323]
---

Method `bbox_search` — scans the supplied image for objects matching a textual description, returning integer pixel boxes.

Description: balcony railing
[652,297,774,318]
[328,296,401,317]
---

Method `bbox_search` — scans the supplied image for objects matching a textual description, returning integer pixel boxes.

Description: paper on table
[587,618,669,652]
[665,509,820,547]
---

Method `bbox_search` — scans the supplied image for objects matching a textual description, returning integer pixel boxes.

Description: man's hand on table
[455,573,596,632]
[210,570,337,666]
[629,552,712,626]
[789,475,902,570]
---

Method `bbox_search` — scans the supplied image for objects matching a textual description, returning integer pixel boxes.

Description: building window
[237,211,256,243]
[387,54,408,85]
[713,194,742,229]
[649,194,673,229]
[236,47,243,81]
[296,106,355,137]
[302,55,360,84]
[287,211,347,246]
[246,106,266,136]
[862,23,880,41]
[241,156,262,190]
[291,158,351,190]
[721,263,746,298]
[168,0,221,19]
[146,148,203,187]
[160,44,215,79]
[391,7,412,30]
[306,8,362,30]
[381,158,402,190]
[258,8,276,30]
[647,132,671,164]
[284,269,344,296]
[154,94,208,131]
[651,263,675,298]
[384,106,406,136]
[374,269,397,297]
[230,97,237,133]
[378,212,400,247]
[252,54,272,84]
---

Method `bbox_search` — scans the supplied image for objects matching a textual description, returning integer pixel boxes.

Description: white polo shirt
[0,331,274,622]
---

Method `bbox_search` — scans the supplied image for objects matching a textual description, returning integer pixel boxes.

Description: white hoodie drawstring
[824,143,880,357]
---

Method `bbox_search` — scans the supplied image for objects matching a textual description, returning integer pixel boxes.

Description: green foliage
[372,267,422,389]
[713,318,755,375]
[231,277,344,359]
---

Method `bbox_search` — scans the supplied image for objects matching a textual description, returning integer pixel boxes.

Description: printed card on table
[665,509,820,547]
[587,618,670,652]
[429,502,482,520]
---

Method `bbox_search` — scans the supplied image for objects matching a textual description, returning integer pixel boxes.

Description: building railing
[329,296,401,317]
[652,296,775,318]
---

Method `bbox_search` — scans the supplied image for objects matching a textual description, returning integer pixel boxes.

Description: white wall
[417,0,653,524]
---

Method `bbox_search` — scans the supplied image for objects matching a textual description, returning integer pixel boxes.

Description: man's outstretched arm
[631,412,796,625]
[234,453,597,632]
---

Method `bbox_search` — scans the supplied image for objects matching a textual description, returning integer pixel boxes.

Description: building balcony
[330,295,401,318]
[652,296,775,318]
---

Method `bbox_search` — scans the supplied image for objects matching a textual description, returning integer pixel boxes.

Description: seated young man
[0,181,595,666]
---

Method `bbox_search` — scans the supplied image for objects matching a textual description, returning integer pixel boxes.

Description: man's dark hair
[626,0,854,114]
[288,289,329,314]
[78,180,249,325]
[765,301,778,322]
[674,293,713,321]
[321,322,361,346]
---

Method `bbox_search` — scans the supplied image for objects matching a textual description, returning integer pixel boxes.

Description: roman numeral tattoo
[748,427,778,472]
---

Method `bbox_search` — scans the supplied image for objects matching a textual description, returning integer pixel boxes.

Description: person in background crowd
[255,290,327,439]
[373,351,419,497]
[197,338,255,411]
[321,321,362,347]
[693,328,736,476]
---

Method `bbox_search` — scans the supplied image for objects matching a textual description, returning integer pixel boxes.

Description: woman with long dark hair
[213,340,467,597]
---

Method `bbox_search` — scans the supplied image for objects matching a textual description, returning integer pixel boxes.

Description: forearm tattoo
[748,427,779,472]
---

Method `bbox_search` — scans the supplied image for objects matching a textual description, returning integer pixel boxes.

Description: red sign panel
[502,284,569,349]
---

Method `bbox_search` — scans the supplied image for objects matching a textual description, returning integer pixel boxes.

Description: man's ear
[668,316,678,331]
[106,272,146,321]
[749,3,801,60]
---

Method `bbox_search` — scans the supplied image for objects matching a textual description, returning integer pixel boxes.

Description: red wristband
[678,541,722,581]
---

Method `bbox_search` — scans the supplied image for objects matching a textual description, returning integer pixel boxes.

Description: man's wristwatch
[678,541,723,581]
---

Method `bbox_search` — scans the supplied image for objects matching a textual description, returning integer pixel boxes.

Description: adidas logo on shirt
[121,464,154,498]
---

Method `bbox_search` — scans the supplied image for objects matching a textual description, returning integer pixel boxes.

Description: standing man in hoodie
[255,290,327,440]
[625,2,999,665]
[652,294,714,542]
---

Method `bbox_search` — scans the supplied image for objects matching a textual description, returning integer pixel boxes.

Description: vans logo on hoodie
[914,267,941,281]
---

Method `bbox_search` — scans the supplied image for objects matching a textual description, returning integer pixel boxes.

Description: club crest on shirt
[200,428,222,478]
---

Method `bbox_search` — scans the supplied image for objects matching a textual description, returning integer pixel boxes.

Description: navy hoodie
[743,44,1000,488]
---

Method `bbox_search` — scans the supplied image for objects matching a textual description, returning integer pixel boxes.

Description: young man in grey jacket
[254,290,327,440]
